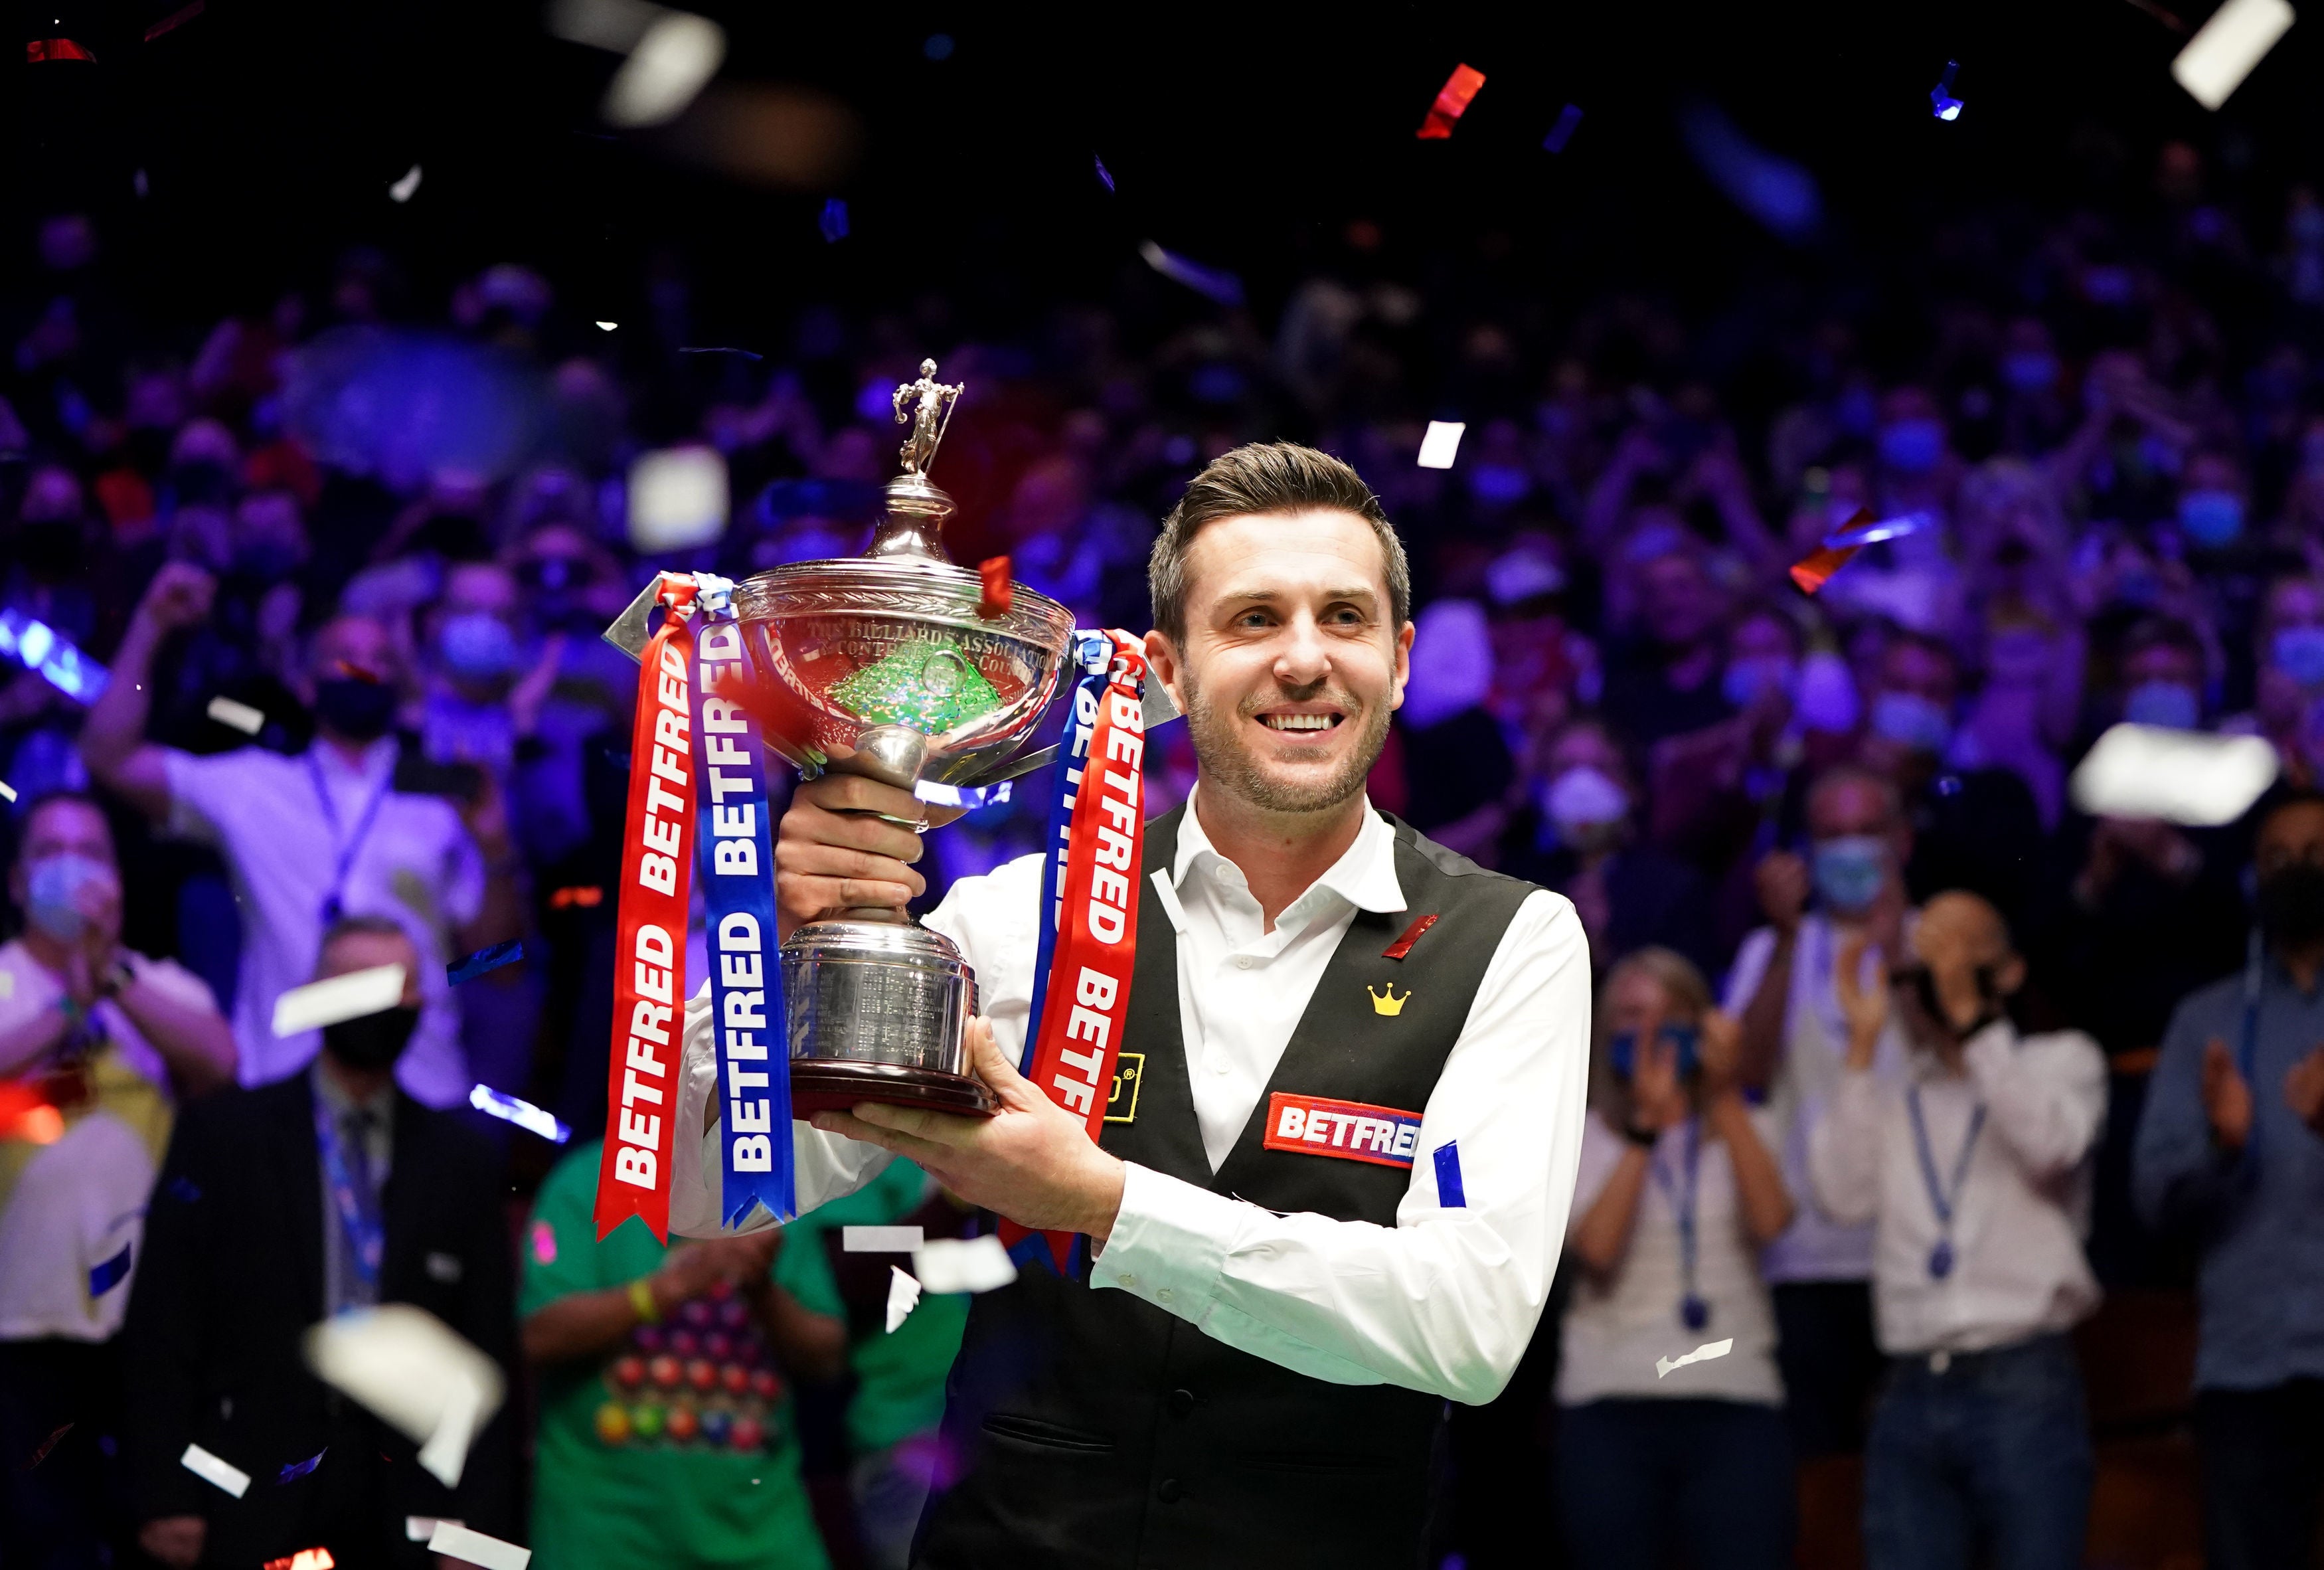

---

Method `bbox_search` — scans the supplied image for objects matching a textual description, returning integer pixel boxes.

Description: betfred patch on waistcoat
[1261,1092,1424,1169]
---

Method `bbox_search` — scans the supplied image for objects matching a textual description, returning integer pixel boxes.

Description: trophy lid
[870,358,965,563]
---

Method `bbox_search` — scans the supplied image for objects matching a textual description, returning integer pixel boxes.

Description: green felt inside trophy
[827,641,1004,733]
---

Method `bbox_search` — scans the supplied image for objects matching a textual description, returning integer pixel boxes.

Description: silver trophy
[610,360,1083,1114]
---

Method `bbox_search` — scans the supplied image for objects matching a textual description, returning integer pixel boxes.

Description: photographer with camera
[1817,891,2106,1570]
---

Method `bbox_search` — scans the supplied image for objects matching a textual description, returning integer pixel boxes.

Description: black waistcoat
[914,807,1538,1570]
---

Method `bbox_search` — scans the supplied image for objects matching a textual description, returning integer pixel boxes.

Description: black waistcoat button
[1168,1387,1195,1418]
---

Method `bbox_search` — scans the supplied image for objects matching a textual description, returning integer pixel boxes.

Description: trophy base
[791,1060,1000,1118]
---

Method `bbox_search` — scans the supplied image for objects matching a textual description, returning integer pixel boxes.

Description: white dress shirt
[672,792,1594,1405]
[1808,1019,2106,1356]
[163,739,485,1107]
[1557,1108,1785,1407]
[1722,916,1910,1284]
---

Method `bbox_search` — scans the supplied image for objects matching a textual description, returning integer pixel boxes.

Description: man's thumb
[969,1017,1029,1093]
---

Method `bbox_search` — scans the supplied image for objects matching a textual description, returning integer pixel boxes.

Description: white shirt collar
[309,736,398,784]
[1171,786,1406,916]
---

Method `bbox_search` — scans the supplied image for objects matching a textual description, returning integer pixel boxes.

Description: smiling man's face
[1149,509,1413,817]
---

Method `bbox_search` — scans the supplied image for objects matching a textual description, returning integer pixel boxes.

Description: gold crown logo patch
[1369,984,1410,1017]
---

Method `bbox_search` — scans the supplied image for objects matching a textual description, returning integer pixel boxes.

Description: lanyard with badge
[1906,1085,1983,1280]
[1649,1114,1710,1331]
[306,752,393,926]
[313,1094,384,1293]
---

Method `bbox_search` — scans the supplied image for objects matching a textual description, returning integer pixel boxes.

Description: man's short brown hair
[1147,442,1410,646]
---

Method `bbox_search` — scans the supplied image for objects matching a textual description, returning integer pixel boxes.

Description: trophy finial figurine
[892,358,963,477]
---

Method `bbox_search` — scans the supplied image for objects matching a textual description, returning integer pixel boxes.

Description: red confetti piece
[1382,913,1440,960]
[27,38,96,62]
[335,659,383,684]
[1787,506,1874,594]
[978,556,1013,619]
[262,1551,333,1570]
[143,0,205,41]
[548,885,604,909]
[1416,64,1487,139]
[29,1423,72,1468]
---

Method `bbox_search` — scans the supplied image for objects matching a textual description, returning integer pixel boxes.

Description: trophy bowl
[730,557,1074,1115]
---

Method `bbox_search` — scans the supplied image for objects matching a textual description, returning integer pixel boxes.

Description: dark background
[9,0,2321,359]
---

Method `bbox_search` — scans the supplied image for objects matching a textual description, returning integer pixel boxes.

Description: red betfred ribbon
[594,574,699,1242]
[1002,631,1150,1274]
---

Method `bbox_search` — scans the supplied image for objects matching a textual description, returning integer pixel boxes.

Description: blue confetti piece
[1930,60,1963,121]
[275,1448,325,1485]
[679,347,764,361]
[1094,153,1116,193]
[469,1084,572,1144]
[88,1243,132,1298]
[448,939,523,985]
[1823,509,1936,551]
[1542,103,1584,153]
[1138,240,1246,308]
[165,1176,202,1204]
[914,778,1013,810]
[1433,1142,1467,1209]
[819,197,850,244]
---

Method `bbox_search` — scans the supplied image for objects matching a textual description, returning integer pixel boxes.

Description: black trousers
[1772,1280,1884,1457]
[0,1338,131,1570]
[2195,1379,2324,1570]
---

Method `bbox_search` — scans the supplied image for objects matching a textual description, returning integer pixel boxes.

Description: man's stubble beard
[1178,668,1392,816]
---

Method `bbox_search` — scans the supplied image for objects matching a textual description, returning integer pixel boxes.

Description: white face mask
[1544,765,1629,848]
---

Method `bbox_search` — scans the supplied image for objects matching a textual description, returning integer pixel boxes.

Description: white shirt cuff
[1088,1162,1236,1319]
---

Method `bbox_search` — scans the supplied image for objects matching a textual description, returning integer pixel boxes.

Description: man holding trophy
[618,363,1590,1567]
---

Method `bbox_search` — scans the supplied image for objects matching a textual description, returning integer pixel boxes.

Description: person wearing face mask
[0,793,235,1570]
[1857,630,2045,926]
[1556,950,1795,1570]
[80,563,524,1106]
[2134,791,2324,1570]
[2228,574,2324,788]
[2171,450,2251,557]
[421,559,586,864]
[1721,765,1912,1467]
[122,918,517,1570]
[1819,894,2106,1570]
[1504,718,1716,980]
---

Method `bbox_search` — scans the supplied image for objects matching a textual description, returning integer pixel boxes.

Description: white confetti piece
[388,165,422,203]
[885,1266,922,1334]
[408,1519,462,1543]
[625,446,728,553]
[2173,0,2294,108]
[912,1235,1017,1295]
[416,1377,483,1488]
[845,1225,925,1253]
[2068,723,2277,827]
[594,321,618,331]
[1655,1338,1735,1379]
[602,10,725,128]
[1417,421,1466,470]
[206,695,265,735]
[428,1522,531,1570]
[180,1442,250,1498]
[271,964,406,1038]
[0,780,16,803]
[304,1305,505,1490]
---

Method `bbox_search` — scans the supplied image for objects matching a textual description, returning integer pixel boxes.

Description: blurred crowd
[3,126,2324,1570]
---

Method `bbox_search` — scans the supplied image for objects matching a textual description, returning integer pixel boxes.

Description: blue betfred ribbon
[1021,631,1114,1077]
[691,591,795,1228]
